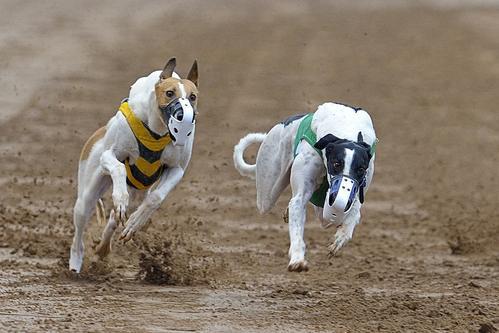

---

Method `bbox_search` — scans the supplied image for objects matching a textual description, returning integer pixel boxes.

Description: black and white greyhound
[234,102,377,272]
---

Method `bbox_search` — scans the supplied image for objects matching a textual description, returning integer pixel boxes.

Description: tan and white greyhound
[234,103,377,272]
[70,58,199,273]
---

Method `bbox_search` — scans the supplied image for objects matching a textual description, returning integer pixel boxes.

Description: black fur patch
[314,134,371,184]
[281,113,307,127]
[333,101,363,112]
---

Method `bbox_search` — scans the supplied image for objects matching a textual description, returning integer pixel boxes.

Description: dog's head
[315,132,372,188]
[314,132,373,226]
[154,57,199,146]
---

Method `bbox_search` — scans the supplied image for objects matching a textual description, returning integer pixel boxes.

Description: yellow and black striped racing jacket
[119,101,172,190]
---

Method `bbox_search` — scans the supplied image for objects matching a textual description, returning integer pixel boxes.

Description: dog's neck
[127,71,169,136]
[312,103,376,145]
[130,99,168,136]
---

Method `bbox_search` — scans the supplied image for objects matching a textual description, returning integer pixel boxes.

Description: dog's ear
[314,134,341,150]
[160,57,176,80]
[187,60,198,87]
[357,131,364,143]
[357,131,373,159]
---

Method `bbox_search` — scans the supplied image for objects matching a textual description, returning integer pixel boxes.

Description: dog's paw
[119,211,144,243]
[288,241,307,272]
[120,223,135,243]
[69,255,83,273]
[69,241,84,273]
[95,242,111,259]
[287,260,309,272]
[328,227,352,256]
[112,191,129,223]
[328,242,342,257]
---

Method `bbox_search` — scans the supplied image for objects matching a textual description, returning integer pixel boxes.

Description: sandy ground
[0,0,498,332]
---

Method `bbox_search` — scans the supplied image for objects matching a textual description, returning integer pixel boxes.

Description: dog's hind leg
[94,186,142,258]
[256,124,294,213]
[70,168,111,273]
[95,210,118,259]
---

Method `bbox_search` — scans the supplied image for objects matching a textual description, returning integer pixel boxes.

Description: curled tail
[233,133,266,179]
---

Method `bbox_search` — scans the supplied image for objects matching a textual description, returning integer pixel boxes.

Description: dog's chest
[120,101,173,190]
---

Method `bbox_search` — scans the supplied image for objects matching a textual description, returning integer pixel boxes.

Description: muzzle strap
[359,176,367,203]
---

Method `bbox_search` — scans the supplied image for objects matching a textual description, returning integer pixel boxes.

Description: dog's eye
[165,90,175,98]
[189,94,197,102]
[333,162,342,169]
[358,167,365,174]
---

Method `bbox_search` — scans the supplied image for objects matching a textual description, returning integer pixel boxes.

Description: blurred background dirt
[0,0,498,332]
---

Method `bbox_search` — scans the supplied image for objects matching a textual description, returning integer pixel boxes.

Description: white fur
[233,103,376,272]
[233,133,266,180]
[178,82,186,98]
[343,148,354,176]
[69,70,194,273]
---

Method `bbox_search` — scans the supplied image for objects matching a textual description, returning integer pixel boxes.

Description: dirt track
[1,1,498,332]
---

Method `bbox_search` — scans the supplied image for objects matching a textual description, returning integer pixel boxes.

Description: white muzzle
[161,97,196,146]
[322,175,359,228]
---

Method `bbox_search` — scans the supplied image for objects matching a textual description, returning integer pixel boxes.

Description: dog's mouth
[322,175,360,228]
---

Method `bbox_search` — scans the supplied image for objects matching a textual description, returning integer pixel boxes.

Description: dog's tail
[233,133,266,179]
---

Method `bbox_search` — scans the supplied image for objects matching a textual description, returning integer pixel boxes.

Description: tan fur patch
[181,79,199,108]
[80,127,106,161]
[155,77,199,110]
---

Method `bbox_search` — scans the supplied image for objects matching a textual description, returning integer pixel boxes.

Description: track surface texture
[0,1,498,332]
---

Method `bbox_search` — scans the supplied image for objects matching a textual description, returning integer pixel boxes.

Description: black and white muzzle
[159,98,196,146]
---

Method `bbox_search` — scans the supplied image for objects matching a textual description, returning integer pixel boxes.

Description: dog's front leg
[120,167,184,242]
[287,150,323,272]
[329,201,361,255]
[100,150,129,222]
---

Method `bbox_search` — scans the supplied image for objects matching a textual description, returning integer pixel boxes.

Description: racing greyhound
[70,58,198,273]
[233,102,377,272]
